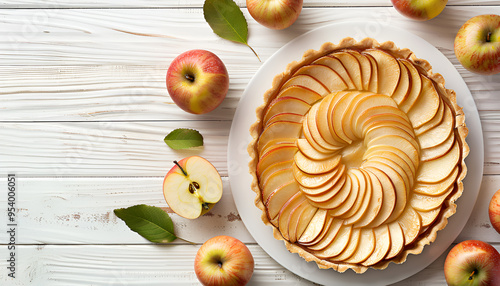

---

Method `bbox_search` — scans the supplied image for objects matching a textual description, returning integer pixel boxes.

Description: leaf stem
[176,236,197,245]
[247,44,261,62]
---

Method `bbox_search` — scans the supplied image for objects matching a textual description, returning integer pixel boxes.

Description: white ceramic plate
[227,21,484,286]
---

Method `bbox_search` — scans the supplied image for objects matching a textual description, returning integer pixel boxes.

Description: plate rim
[227,20,484,285]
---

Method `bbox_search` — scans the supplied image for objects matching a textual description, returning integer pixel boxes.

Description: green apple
[391,0,448,21]
[454,14,500,75]
[163,156,223,219]
[194,235,254,286]
[444,240,500,286]
[166,49,229,114]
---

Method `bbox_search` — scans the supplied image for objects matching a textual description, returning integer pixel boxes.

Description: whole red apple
[246,0,303,30]
[454,14,500,75]
[444,240,500,286]
[391,0,448,21]
[194,235,254,286]
[166,50,229,114]
[489,188,500,234]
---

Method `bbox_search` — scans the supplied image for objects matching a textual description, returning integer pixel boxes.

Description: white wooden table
[1,1,500,285]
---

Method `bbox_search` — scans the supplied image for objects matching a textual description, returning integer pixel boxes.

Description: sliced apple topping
[261,168,295,202]
[398,59,422,113]
[257,121,301,153]
[276,85,322,105]
[288,201,318,243]
[313,56,356,90]
[385,222,405,260]
[262,96,311,124]
[294,151,341,175]
[265,180,301,222]
[406,76,440,128]
[343,228,375,264]
[308,219,344,251]
[298,209,328,244]
[281,74,329,95]
[278,192,307,241]
[398,206,422,246]
[347,50,372,91]
[417,140,460,184]
[257,144,297,176]
[361,225,391,266]
[322,228,361,260]
[266,112,303,126]
[330,52,363,90]
[311,225,352,255]
[362,49,401,96]
[293,64,348,93]
[391,61,411,105]
[417,104,454,149]
[327,170,360,217]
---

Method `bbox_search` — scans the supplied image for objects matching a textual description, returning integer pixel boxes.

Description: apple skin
[444,240,500,286]
[489,188,500,234]
[246,0,303,30]
[194,235,254,286]
[454,14,500,75]
[166,50,229,114]
[163,156,223,219]
[391,0,447,21]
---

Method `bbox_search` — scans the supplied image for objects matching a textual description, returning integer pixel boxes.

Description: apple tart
[247,37,469,273]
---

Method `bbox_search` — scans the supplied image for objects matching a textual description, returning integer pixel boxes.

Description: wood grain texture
[0,244,499,285]
[1,0,499,8]
[0,174,497,245]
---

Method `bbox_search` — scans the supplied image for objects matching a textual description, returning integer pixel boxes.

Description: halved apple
[163,156,223,219]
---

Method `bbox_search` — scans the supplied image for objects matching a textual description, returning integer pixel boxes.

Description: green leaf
[203,0,260,61]
[114,204,177,243]
[164,128,204,150]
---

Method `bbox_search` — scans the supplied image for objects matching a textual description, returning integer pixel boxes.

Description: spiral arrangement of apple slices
[250,39,468,273]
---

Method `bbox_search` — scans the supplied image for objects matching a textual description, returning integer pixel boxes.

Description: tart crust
[248,37,469,273]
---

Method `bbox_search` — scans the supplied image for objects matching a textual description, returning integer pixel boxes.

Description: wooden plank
[0,7,498,122]
[0,243,499,285]
[1,0,499,8]
[0,174,497,245]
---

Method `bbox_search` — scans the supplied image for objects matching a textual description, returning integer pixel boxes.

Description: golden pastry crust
[248,37,468,273]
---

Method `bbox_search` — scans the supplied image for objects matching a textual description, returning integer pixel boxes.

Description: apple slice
[331,51,363,90]
[265,180,300,222]
[362,49,401,96]
[314,56,356,90]
[414,98,444,136]
[321,228,361,260]
[294,163,345,189]
[417,105,454,149]
[257,121,301,153]
[364,145,417,177]
[413,166,459,196]
[261,167,294,200]
[385,222,405,259]
[262,96,310,124]
[163,156,223,219]
[320,91,351,146]
[366,134,419,170]
[297,138,334,160]
[308,219,344,251]
[293,64,348,93]
[361,225,391,266]
[306,103,343,151]
[399,206,422,246]
[299,214,335,246]
[299,165,346,197]
[309,174,352,209]
[265,112,303,126]
[276,85,322,105]
[311,225,352,255]
[298,209,328,245]
[364,53,379,93]
[411,185,455,211]
[347,50,372,91]
[342,169,373,225]
[406,76,440,128]
[259,160,293,188]
[353,170,384,228]
[278,192,307,241]
[294,151,341,175]
[257,145,297,176]
[281,74,329,95]
[259,141,296,161]
[288,200,317,243]
[338,169,367,220]
[364,168,396,228]
[343,228,375,264]
[421,132,455,162]
[332,91,366,142]
[398,59,422,113]
[417,207,441,227]
[417,141,460,184]
[327,170,360,217]
[391,60,411,105]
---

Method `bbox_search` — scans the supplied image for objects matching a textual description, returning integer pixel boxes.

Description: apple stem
[184,73,195,82]
[487,32,492,43]
[173,161,188,176]
[469,270,476,281]
[247,44,261,62]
